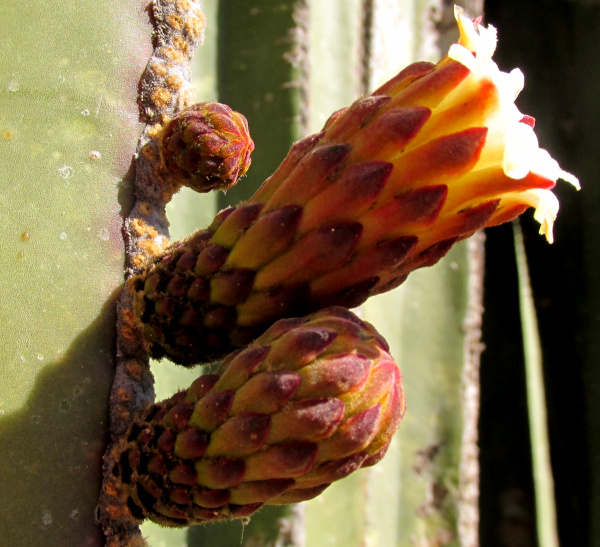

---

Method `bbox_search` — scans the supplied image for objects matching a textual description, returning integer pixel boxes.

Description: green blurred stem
[513,221,559,547]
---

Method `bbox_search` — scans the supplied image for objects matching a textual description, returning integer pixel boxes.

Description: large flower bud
[105,307,404,527]
[130,7,578,365]
[159,102,254,192]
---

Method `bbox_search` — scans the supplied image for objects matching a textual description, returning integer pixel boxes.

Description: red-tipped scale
[104,307,404,527]
[129,7,578,366]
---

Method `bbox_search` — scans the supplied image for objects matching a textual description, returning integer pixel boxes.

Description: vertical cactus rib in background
[514,223,560,547]
[216,0,310,206]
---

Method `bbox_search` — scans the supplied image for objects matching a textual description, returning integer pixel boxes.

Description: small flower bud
[159,102,254,192]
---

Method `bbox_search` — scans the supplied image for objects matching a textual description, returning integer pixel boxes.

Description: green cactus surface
[0,1,149,545]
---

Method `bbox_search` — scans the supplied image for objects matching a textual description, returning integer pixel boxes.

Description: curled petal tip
[451,5,498,67]
[533,191,559,243]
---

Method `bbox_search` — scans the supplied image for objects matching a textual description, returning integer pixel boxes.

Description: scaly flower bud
[104,308,404,527]
[159,102,254,192]
[130,7,578,365]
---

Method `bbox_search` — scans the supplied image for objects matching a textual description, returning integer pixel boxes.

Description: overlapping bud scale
[109,308,404,526]
[159,102,254,192]
[130,7,578,365]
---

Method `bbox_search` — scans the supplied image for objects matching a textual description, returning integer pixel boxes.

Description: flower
[129,6,579,365]
[424,5,579,243]
[245,5,579,299]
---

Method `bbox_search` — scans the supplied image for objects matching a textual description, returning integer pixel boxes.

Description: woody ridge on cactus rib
[129,5,579,366]
[105,308,404,526]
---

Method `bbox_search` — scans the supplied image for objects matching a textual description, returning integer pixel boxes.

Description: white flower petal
[454,5,498,66]
[531,190,559,243]
[450,5,580,240]
[447,43,476,71]
[504,123,540,179]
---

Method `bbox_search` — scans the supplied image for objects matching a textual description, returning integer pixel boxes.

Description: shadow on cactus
[0,294,120,547]
[100,5,579,539]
